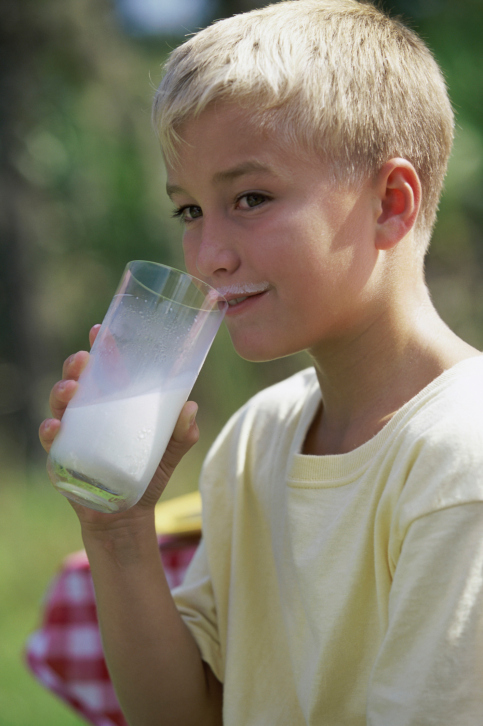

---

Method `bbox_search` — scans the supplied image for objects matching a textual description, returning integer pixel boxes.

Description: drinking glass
[47,260,227,513]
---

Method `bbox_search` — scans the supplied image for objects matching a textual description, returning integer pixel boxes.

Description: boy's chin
[230,334,304,364]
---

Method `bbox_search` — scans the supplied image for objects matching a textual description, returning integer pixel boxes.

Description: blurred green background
[0,0,482,723]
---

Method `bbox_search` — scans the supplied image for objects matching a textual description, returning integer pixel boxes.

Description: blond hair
[152,0,454,253]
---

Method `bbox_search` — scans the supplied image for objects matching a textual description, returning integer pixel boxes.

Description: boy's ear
[373,159,421,251]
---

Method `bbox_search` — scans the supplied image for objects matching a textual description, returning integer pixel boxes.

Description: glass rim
[126,260,227,309]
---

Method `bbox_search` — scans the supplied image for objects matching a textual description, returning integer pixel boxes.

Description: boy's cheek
[182,243,198,276]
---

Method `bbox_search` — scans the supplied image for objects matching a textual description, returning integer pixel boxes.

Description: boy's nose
[194,231,241,279]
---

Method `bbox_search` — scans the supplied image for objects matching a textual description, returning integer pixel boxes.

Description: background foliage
[0,0,482,723]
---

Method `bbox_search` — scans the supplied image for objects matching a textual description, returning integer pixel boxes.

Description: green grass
[0,468,87,726]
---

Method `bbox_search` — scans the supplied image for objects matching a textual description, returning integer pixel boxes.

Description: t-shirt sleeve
[169,390,263,685]
[367,501,483,725]
[171,537,224,682]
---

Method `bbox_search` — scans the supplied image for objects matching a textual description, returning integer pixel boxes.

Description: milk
[49,381,191,509]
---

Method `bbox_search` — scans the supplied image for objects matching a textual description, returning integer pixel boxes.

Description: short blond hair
[152,0,454,253]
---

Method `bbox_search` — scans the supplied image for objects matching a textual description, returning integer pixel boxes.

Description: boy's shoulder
[246,366,318,414]
[236,365,318,431]
[204,367,318,467]
[389,355,483,474]
[405,355,483,438]
[388,355,483,531]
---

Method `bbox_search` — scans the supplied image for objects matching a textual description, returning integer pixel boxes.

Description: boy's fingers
[39,418,61,453]
[157,402,199,480]
[137,402,199,508]
[41,347,91,451]
[49,379,79,419]
[89,324,101,349]
[171,401,199,444]
[61,350,90,381]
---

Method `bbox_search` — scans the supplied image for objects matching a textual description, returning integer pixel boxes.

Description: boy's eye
[237,193,268,209]
[171,205,202,222]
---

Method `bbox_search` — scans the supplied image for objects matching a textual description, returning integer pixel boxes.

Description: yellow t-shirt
[173,357,483,725]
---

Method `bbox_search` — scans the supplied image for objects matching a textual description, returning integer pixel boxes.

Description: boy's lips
[216,283,271,314]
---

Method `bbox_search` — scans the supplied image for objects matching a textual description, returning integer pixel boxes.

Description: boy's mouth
[227,296,249,307]
[218,283,270,312]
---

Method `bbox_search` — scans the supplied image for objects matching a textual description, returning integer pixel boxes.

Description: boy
[40,1,483,724]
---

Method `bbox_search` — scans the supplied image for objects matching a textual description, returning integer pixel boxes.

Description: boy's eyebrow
[211,160,272,184]
[166,160,272,198]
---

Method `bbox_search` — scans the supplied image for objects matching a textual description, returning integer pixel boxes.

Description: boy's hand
[39,324,199,531]
[39,324,101,453]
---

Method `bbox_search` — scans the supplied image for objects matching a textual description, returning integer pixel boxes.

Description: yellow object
[155,491,202,536]
[172,363,483,724]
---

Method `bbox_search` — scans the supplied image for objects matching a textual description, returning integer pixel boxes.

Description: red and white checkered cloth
[25,534,200,726]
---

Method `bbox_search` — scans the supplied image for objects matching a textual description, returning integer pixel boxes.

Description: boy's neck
[303,289,480,457]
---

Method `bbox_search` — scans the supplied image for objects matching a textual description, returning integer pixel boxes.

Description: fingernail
[188,409,198,427]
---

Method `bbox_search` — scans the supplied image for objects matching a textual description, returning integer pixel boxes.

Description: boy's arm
[39,341,223,726]
[367,502,483,725]
[82,516,223,726]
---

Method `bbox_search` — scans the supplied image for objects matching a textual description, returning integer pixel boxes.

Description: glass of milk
[47,260,227,513]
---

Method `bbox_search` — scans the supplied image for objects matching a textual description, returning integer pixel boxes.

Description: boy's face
[166,104,379,362]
